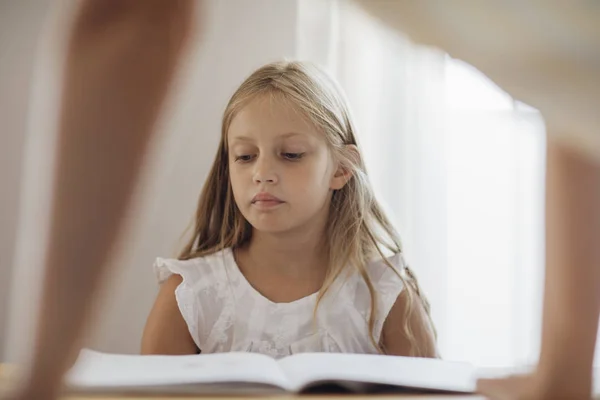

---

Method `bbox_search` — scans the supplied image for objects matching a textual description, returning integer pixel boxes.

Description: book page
[66,349,291,391]
[278,353,477,393]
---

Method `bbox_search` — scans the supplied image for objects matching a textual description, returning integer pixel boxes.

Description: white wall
[2,0,301,362]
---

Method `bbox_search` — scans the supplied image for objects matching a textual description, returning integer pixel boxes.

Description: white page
[278,353,477,393]
[66,349,291,391]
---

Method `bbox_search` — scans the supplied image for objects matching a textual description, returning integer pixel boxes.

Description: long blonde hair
[179,60,434,355]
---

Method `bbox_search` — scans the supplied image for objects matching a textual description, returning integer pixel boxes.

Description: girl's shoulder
[364,252,407,282]
[151,249,236,351]
[342,252,407,305]
[153,248,234,286]
[334,252,408,343]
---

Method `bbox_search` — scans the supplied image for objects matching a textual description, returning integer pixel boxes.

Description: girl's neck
[242,225,329,279]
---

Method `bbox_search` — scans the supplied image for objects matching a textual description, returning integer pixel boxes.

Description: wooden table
[0,364,483,399]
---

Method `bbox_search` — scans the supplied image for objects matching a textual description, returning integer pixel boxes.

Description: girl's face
[227,94,347,235]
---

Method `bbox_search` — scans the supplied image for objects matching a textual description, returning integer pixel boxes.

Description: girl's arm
[381,290,439,358]
[11,1,196,399]
[141,275,198,355]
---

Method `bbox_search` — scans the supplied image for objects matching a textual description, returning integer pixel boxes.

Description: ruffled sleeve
[152,257,203,350]
[370,253,407,342]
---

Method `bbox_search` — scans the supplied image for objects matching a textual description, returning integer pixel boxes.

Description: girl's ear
[330,144,360,190]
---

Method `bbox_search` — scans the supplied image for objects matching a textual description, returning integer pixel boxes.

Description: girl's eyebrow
[229,132,308,143]
[279,132,305,139]
[229,136,255,144]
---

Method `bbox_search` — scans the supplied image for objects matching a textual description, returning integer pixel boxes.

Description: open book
[65,349,477,395]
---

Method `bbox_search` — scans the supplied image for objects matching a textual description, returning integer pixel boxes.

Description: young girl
[141,61,438,359]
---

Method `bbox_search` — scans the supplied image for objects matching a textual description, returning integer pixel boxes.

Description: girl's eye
[235,155,254,163]
[282,152,305,160]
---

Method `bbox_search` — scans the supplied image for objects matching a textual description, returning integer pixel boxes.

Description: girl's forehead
[228,94,323,142]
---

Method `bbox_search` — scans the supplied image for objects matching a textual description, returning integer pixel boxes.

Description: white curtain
[298,0,546,368]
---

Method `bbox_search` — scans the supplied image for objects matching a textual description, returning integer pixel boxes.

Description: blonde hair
[179,60,435,355]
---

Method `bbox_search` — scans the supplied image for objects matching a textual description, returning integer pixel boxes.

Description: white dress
[154,248,406,359]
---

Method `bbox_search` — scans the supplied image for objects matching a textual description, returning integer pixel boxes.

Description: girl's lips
[252,200,284,209]
[251,192,284,210]
[252,192,283,203]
